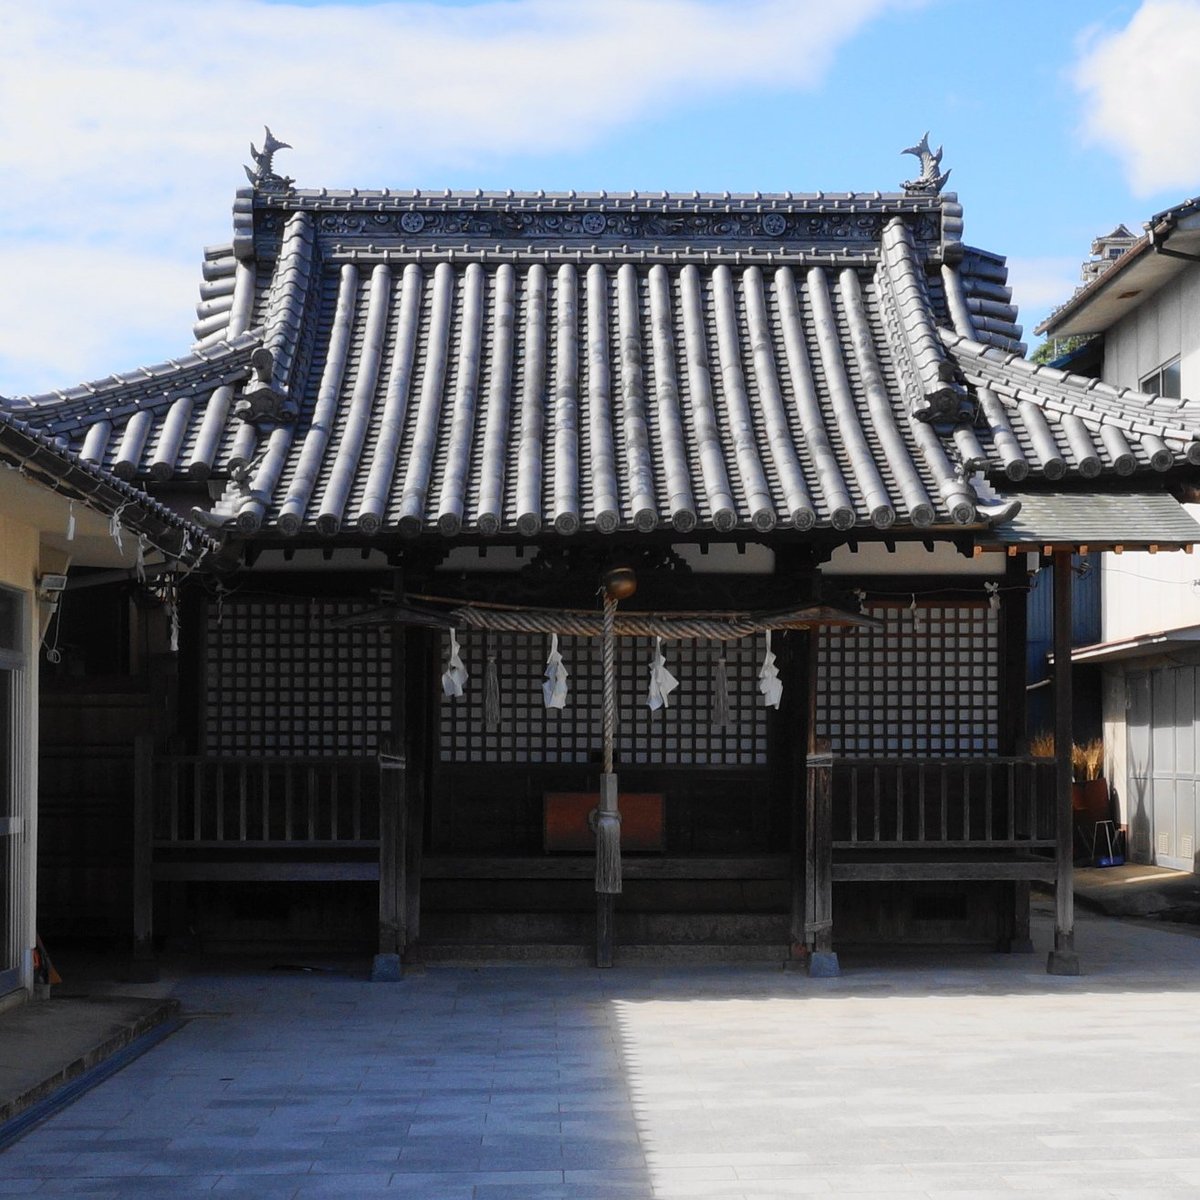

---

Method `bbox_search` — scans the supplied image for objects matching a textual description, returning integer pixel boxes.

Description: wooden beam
[1048,550,1080,975]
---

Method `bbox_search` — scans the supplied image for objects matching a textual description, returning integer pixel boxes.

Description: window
[1141,357,1182,399]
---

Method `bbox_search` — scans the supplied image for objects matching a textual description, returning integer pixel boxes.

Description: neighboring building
[1080,224,1139,288]
[1038,197,1200,872]
[0,409,213,1006]
[5,138,1200,977]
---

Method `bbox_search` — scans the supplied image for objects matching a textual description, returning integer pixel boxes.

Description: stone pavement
[0,995,180,1128]
[1074,863,1200,924]
[2,898,1200,1198]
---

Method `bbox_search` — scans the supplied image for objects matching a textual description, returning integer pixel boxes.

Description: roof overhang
[1070,624,1200,666]
[1037,205,1200,338]
[0,410,219,566]
[978,491,1200,553]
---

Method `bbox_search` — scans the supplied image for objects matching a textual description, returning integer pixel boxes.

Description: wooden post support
[403,629,434,965]
[373,740,407,982]
[786,632,810,969]
[1003,555,1034,954]
[373,612,410,982]
[1048,550,1081,976]
[805,752,839,977]
[130,733,159,982]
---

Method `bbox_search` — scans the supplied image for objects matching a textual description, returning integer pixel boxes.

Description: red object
[543,792,665,852]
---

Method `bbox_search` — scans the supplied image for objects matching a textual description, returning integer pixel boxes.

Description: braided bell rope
[602,593,616,775]
[451,606,823,641]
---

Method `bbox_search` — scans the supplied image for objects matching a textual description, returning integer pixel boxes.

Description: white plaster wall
[1102,537,1200,642]
[1101,269,1200,392]
[1102,667,1131,836]
[0,511,40,1000]
[1098,269,1200,868]
[820,542,1006,576]
[1099,268,1200,644]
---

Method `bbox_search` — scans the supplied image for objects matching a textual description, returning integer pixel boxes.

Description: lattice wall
[204,598,391,756]
[439,630,768,766]
[815,601,999,756]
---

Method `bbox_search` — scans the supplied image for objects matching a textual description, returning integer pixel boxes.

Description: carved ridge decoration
[901,132,951,197]
[245,127,294,194]
[256,208,944,246]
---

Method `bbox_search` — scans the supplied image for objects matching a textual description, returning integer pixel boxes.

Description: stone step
[422,911,789,944]
[420,942,791,965]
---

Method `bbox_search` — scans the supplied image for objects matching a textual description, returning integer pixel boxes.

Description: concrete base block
[1046,949,1081,976]
[370,953,403,982]
[807,951,840,978]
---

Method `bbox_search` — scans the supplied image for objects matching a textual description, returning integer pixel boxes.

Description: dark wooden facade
[37,538,1079,975]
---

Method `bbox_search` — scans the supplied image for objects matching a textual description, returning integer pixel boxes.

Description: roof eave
[1037,212,1200,338]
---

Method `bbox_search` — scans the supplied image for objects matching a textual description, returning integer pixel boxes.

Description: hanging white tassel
[985,581,1000,612]
[441,629,468,698]
[645,636,679,711]
[484,653,501,730]
[542,633,569,710]
[712,652,731,730]
[108,505,125,555]
[758,631,783,709]
[66,501,76,543]
[168,589,180,653]
[135,536,147,584]
[909,594,923,633]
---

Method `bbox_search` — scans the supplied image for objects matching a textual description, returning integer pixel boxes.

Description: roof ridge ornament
[901,132,950,196]
[245,127,294,193]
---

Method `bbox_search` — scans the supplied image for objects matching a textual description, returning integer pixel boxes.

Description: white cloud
[1005,255,1082,313]
[0,248,196,399]
[0,0,914,396]
[1074,0,1200,195]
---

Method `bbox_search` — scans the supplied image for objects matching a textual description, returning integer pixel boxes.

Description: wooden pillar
[805,752,838,976]
[1048,550,1081,975]
[129,733,158,981]
[1002,555,1034,953]
[403,629,434,964]
[374,738,407,981]
[786,632,809,968]
[372,617,409,982]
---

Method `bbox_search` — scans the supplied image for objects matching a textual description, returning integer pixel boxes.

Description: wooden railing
[802,754,1059,963]
[813,756,1056,850]
[150,756,381,847]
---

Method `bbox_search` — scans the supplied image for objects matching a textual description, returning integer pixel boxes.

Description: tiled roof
[7,183,1199,544]
[986,491,1200,550]
[0,408,219,563]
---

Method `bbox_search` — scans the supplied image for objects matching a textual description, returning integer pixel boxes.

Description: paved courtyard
[3,900,1200,1198]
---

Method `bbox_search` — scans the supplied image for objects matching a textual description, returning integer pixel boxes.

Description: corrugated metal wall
[1026,553,1101,737]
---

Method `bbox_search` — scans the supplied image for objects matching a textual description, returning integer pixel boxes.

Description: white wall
[1101,268,1200,392]
[1099,268,1200,644]
[1102,531,1200,642]
[0,510,40,1003]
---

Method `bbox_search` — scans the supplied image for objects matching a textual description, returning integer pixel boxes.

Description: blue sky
[2,0,1198,397]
